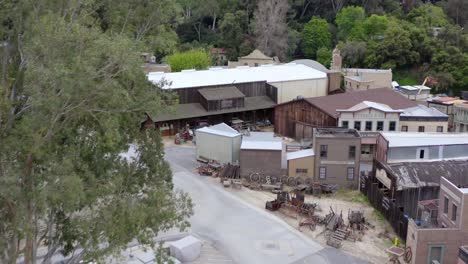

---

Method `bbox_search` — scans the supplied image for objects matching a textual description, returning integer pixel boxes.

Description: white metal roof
[337,101,403,113]
[147,63,327,89]
[381,132,468,147]
[399,85,431,91]
[286,149,315,160]
[241,140,282,151]
[196,123,241,138]
[400,105,448,117]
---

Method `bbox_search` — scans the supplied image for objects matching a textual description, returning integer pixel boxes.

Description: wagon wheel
[404,247,412,263]
[280,175,288,184]
[304,177,312,185]
[295,177,303,186]
[270,175,279,185]
[287,177,296,186]
[250,173,260,183]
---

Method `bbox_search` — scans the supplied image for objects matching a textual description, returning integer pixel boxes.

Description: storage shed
[195,123,242,164]
[286,149,315,178]
[239,132,283,177]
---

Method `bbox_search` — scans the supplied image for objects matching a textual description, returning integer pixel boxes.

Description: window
[444,197,448,214]
[342,121,349,128]
[296,168,308,174]
[319,167,327,179]
[437,126,443,132]
[365,121,372,131]
[418,126,425,132]
[419,149,425,159]
[320,145,328,158]
[389,121,396,131]
[354,121,361,131]
[452,204,457,221]
[347,168,354,180]
[377,121,384,131]
[401,125,408,132]
[427,245,445,264]
[349,146,356,159]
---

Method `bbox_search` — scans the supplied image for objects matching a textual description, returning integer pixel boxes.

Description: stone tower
[330,47,342,70]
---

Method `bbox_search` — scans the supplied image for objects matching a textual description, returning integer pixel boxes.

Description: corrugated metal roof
[400,105,447,117]
[196,123,241,138]
[386,160,468,190]
[303,88,417,118]
[147,63,327,89]
[381,132,468,147]
[286,149,315,160]
[198,86,245,100]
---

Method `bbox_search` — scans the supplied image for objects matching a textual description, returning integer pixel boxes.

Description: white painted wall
[271,78,328,104]
[196,131,241,164]
[338,109,400,132]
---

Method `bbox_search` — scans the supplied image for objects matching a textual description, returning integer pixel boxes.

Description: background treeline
[93,0,468,95]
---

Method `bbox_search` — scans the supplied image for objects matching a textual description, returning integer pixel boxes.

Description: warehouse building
[239,132,283,177]
[195,123,242,164]
[148,63,328,135]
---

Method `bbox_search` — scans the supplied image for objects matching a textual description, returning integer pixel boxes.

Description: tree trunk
[212,14,217,31]
[24,154,35,264]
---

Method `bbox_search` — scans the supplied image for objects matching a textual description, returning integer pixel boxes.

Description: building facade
[343,68,393,91]
[406,177,468,264]
[313,128,361,189]
[239,132,284,177]
[274,88,417,140]
[454,103,468,132]
[195,123,242,164]
[148,63,328,135]
[399,105,449,133]
[427,97,467,132]
[286,149,315,178]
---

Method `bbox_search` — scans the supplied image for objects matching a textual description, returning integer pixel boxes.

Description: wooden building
[274,88,418,140]
[147,64,327,135]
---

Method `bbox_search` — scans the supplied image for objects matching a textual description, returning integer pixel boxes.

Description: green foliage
[316,47,332,68]
[363,14,389,38]
[365,24,419,69]
[0,2,192,263]
[339,41,367,67]
[166,49,211,72]
[336,6,366,41]
[301,17,332,58]
[407,5,450,28]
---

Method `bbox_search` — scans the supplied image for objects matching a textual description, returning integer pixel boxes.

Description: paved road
[165,146,368,264]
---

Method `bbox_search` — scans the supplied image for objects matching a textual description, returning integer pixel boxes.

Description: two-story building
[427,96,467,131]
[407,176,468,264]
[454,103,468,132]
[399,105,449,133]
[363,132,468,238]
[336,101,402,168]
[313,128,361,189]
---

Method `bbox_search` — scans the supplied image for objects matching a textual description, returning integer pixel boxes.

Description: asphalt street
[165,146,368,264]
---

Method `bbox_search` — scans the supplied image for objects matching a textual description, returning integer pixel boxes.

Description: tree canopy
[0,1,192,263]
[166,49,212,72]
[301,17,332,59]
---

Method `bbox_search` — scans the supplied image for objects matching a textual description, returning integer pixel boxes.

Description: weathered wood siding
[172,81,268,104]
[274,99,336,139]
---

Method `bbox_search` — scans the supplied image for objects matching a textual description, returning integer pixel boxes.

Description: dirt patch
[211,180,397,264]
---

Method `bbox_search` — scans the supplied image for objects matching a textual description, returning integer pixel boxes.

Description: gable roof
[337,101,404,113]
[196,123,241,138]
[303,88,418,118]
[400,105,447,118]
[240,49,272,60]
